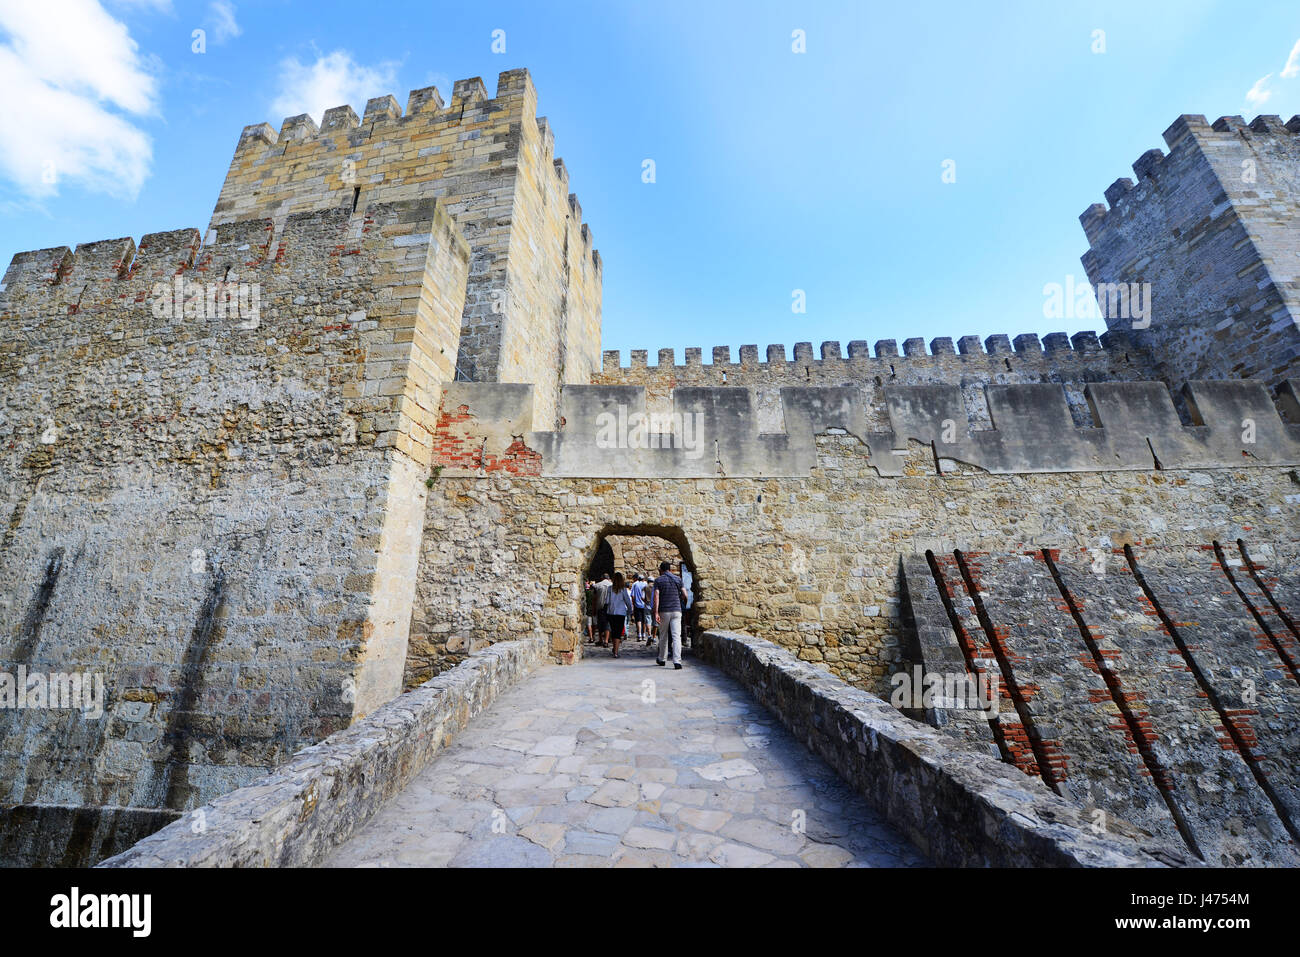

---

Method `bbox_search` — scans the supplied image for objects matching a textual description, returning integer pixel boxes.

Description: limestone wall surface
[428,378,1300,479]
[0,199,467,815]
[604,535,681,580]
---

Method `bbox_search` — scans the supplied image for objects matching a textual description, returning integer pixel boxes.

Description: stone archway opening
[580,524,702,655]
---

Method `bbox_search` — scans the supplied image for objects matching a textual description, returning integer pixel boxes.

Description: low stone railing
[697,629,1197,868]
[99,635,548,867]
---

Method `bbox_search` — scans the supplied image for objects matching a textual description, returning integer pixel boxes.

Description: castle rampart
[448,375,1300,478]
[592,330,1160,434]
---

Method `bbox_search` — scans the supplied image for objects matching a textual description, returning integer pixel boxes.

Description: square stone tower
[1080,114,1300,390]
[210,68,602,429]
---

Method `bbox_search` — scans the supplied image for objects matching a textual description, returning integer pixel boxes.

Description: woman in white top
[606,571,635,658]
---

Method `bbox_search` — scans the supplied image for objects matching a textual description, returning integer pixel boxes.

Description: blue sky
[2,0,1298,359]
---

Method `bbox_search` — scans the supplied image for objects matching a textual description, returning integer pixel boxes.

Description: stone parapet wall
[428,378,1300,479]
[598,328,1145,375]
[696,629,1197,867]
[594,332,1160,435]
[98,636,547,867]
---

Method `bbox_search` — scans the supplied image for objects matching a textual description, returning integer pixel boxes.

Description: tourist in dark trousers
[641,574,656,645]
[606,572,634,658]
[592,572,613,647]
[631,574,648,639]
[652,560,687,669]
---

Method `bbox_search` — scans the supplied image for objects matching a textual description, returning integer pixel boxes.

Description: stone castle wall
[605,535,680,580]
[211,69,601,429]
[592,331,1161,435]
[0,199,468,812]
[429,375,1300,480]
[406,432,1300,695]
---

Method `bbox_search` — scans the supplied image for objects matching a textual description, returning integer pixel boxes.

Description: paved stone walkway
[323,637,929,867]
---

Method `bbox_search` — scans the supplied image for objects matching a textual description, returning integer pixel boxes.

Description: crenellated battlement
[1,201,461,320]
[431,378,1300,479]
[1,227,208,298]
[591,330,1159,406]
[213,69,599,271]
[1079,114,1300,241]
[597,330,1139,375]
[1078,114,1300,392]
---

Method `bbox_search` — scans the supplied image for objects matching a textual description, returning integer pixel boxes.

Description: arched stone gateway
[580,525,702,656]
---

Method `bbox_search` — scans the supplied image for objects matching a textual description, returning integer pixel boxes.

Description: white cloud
[208,1,240,44]
[0,0,157,200]
[270,50,400,124]
[109,0,174,12]
[1282,38,1300,79]
[1246,74,1273,107]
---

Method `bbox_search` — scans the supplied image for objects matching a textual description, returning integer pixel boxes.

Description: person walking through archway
[652,560,687,669]
[606,571,635,658]
[631,573,649,641]
[592,572,613,647]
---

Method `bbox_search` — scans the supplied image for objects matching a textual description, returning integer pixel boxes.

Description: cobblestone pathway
[324,638,929,867]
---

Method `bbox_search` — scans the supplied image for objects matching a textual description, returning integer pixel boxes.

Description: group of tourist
[584,562,689,668]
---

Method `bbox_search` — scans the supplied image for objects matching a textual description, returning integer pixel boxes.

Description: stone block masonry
[900,545,1300,865]
[1081,114,1300,390]
[595,330,1160,436]
[0,804,180,867]
[430,378,1300,479]
[212,68,602,430]
[0,198,468,816]
[407,431,1299,697]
